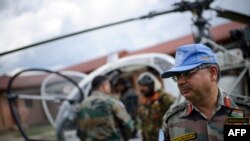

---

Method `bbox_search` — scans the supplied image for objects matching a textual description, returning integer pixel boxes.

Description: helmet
[137,72,156,97]
[137,72,162,91]
[137,73,154,86]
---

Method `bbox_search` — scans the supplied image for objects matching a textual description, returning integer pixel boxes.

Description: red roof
[65,22,246,72]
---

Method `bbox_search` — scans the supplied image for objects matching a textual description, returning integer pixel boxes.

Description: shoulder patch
[163,102,187,123]
[230,109,245,117]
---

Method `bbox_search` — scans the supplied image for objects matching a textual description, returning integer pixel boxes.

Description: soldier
[115,77,139,137]
[137,72,175,141]
[76,75,134,141]
[161,43,247,141]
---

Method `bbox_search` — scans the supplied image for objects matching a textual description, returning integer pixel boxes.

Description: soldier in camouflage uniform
[76,75,134,141]
[161,44,247,141]
[137,72,175,141]
[114,77,139,137]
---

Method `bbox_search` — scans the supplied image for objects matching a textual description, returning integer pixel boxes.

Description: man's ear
[210,66,218,82]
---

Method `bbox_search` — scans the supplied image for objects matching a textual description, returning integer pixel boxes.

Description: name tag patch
[171,132,197,141]
[226,117,250,125]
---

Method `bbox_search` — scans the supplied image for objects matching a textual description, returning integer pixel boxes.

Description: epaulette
[163,102,187,123]
[223,92,250,117]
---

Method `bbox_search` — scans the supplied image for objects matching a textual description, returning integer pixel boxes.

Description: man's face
[176,66,213,102]
[139,85,154,97]
[116,83,125,93]
[102,81,111,94]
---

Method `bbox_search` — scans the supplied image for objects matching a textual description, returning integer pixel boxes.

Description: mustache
[178,84,190,91]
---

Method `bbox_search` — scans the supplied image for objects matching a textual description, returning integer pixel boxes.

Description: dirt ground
[0,125,55,141]
[0,131,24,141]
[0,128,143,141]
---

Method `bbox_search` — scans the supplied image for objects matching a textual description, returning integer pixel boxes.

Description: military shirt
[139,89,175,141]
[162,89,244,141]
[76,91,134,141]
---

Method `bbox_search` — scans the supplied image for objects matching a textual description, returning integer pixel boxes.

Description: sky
[0,0,249,76]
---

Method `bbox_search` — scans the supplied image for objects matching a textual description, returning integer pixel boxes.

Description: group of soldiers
[75,43,250,141]
[76,70,173,141]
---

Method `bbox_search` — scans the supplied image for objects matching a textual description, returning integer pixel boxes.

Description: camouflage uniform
[139,89,174,141]
[162,89,245,141]
[120,89,139,137]
[120,89,138,121]
[76,90,134,141]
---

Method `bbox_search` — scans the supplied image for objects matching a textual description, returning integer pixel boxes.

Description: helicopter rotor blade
[0,8,178,57]
[2,0,248,57]
[211,7,250,25]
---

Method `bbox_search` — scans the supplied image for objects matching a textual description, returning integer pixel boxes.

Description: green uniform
[162,89,245,141]
[139,89,174,141]
[76,90,134,141]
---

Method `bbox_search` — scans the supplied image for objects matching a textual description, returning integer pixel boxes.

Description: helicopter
[3,0,250,141]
